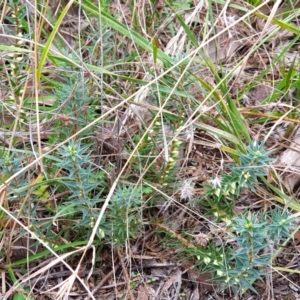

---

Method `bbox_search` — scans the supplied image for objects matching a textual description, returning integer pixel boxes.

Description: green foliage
[203,141,274,218]
[173,208,293,296]
[160,141,294,296]
[0,152,27,193]
[186,142,293,295]
[214,209,293,295]
[54,141,105,228]
[167,0,193,10]
[107,185,144,245]
[0,0,29,112]
[245,0,262,7]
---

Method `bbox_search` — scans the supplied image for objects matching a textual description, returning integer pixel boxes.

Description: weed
[107,185,144,245]
[167,142,294,296]
[211,208,293,295]
[203,141,274,218]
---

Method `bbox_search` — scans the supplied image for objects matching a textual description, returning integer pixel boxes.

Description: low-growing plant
[106,185,144,245]
[160,141,294,296]
[212,208,293,296]
[203,141,274,218]
[200,141,287,295]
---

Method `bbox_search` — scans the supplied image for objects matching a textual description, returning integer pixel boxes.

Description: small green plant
[107,185,144,245]
[164,141,293,296]
[212,208,293,295]
[54,141,106,230]
[170,208,293,296]
[203,141,274,218]
[194,142,293,295]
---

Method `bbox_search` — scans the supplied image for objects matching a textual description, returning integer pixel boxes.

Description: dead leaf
[278,126,300,193]
[136,284,155,300]
[205,34,244,63]
[243,83,273,106]
[293,230,300,240]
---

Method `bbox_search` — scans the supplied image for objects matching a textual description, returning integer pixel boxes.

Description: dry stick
[156,223,197,250]
[91,263,120,295]
[240,111,300,124]
[28,269,102,284]
[42,190,73,203]
[116,248,135,300]
[0,135,9,147]
[33,0,44,173]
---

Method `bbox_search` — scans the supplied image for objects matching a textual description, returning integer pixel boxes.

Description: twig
[91,263,120,295]
[42,190,73,203]
[116,247,135,300]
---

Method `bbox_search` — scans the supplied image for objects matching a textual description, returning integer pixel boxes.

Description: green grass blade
[78,0,175,65]
[37,0,75,81]
[175,13,199,47]
[262,177,300,212]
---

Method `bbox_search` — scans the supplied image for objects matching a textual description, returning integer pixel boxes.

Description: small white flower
[179,179,195,200]
[214,188,221,197]
[199,105,210,114]
[242,94,251,106]
[208,176,222,188]
[203,256,211,264]
[185,126,194,140]
[222,217,232,226]
[213,259,219,266]
[194,232,210,246]
[227,15,236,25]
